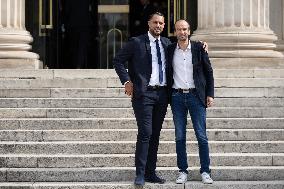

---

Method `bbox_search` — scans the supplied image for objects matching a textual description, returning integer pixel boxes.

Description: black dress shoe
[145,174,166,184]
[134,175,145,186]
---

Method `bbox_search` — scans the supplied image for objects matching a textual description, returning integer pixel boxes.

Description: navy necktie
[155,39,163,84]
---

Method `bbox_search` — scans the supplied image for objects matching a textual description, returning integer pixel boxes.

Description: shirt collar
[148,31,160,43]
[176,40,191,50]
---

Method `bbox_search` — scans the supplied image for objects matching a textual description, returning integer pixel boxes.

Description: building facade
[0,0,283,69]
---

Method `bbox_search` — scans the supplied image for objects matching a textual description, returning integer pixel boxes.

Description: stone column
[191,0,284,58]
[0,0,40,69]
[281,0,284,53]
[275,0,284,54]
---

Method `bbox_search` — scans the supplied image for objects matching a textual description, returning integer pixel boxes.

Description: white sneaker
[176,172,188,184]
[201,172,213,184]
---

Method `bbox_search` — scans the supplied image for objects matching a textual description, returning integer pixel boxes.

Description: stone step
[0,153,283,168]
[214,69,284,78]
[211,58,284,68]
[0,141,283,154]
[0,166,283,182]
[0,118,282,130]
[0,78,283,88]
[216,88,284,98]
[0,69,283,79]
[0,129,283,142]
[0,88,126,98]
[1,87,283,98]
[0,107,283,118]
[0,181,283,189]
[0,97,283,108]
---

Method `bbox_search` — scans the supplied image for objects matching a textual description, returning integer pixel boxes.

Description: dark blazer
[113,34,171,98]
[166,41,214,107]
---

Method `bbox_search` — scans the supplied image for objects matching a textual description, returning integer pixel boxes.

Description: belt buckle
[183,89,190,93]
[153,85,159,90]
[148,85,159,90]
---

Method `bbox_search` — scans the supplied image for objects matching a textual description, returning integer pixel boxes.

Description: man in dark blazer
[166,20,214,184]
[113,12,171,186]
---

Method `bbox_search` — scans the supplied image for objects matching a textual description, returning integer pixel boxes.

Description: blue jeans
[171,89,210,174]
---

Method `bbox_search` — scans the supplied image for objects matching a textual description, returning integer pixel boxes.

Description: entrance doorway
[26,0,196,69]
[26,0,98,69]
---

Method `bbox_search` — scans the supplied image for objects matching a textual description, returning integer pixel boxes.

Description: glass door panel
[26,0,98,69]
[98,1,129,69]
[26,0,58,68]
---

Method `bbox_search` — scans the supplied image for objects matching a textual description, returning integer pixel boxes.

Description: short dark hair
[174,19,191,30]
[148,12,165,21]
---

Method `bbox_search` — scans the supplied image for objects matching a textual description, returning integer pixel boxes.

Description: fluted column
[0,0,40,69]
[275,0,284,54]
[282,0,284,53]
[191,0,283,58]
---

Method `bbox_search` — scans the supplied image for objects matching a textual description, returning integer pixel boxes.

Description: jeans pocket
[192,90,199,98]
[172,90,180,97]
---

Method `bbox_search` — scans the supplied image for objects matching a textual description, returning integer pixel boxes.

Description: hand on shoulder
[199,41,209,53]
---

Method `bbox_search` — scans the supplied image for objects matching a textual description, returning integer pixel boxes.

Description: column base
[275,40,284,54]
[0,59,43,69]
[0,28,40,69]
[191,29,284,58]
[0,51,39,59]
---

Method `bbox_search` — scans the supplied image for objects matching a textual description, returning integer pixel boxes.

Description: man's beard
[150,29,161,37]
[178,36,188,41]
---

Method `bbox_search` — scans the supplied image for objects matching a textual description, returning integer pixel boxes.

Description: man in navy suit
[113,12,171,186]
[166,20,214,184]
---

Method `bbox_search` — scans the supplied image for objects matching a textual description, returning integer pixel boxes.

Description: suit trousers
[132,88,168,177]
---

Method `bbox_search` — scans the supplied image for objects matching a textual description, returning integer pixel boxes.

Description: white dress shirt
[148,31,166,86]
[172,42,195,89]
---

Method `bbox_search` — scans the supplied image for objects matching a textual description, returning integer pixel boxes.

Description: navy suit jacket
[166,41,214,107]
[113,34,171,98]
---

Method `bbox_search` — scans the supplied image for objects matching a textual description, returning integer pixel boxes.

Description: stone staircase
[0,68,283,189]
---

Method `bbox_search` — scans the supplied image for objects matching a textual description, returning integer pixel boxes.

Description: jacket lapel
[191,41,200,65]
[168,43,176,65]
[160,37,168,56]
[144,34,152,67]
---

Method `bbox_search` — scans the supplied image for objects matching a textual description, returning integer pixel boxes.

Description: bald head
[174,20,191,41]
[175,20,190,29]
